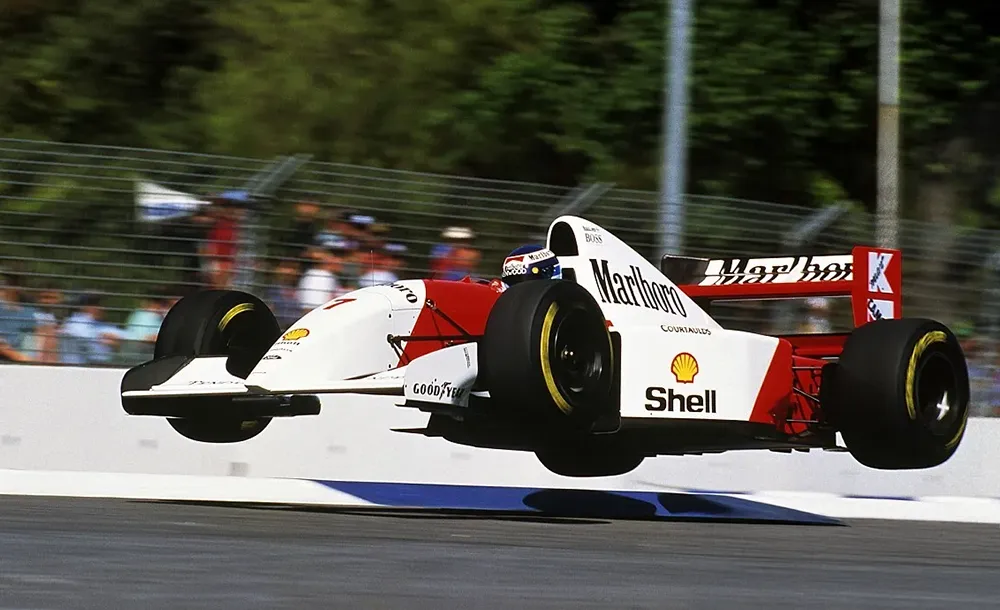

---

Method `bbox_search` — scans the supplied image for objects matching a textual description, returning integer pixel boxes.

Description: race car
[120,215,970,477]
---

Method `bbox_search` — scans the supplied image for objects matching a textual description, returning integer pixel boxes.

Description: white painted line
[740,492,1000,524]
[0,469,371,507]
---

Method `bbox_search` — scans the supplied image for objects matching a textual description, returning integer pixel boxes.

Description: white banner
[134,180,210,223]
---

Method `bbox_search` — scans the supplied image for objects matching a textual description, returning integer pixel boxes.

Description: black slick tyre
[479,279,614,431]
[823,318,970,469]
[155,290,281,443]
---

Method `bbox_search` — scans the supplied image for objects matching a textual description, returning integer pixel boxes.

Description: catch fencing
[0,138,997,412]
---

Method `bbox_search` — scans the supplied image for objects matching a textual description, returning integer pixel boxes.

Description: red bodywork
[397,278,503,367]
[679,245,903,438]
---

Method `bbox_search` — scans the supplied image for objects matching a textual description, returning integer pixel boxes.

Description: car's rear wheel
[155,290,281,443]
[822,318,970,469]
[479,279,615,431]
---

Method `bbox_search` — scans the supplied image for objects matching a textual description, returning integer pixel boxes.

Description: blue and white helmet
[501,244,562,286]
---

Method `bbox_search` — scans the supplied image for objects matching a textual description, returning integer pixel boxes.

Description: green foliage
[2,0,998,208]
[1,0,1000,308]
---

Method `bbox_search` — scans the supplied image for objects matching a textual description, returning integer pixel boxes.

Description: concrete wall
[3,364,997,498]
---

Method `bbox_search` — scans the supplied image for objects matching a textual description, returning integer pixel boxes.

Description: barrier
[2,365,999,517]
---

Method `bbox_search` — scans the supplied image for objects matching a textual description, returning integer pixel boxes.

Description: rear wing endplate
[662,247,901,327]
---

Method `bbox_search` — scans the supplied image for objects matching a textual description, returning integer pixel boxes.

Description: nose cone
[246,291,397,389]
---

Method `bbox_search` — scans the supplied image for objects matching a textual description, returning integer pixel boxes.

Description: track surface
[2,497,999,609]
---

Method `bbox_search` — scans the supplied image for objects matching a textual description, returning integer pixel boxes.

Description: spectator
[0,272,38,362]
[340,212,378,287]
[121,294,173,361]
[200,191,246,289]
[60,294,126,365]
[286,200,323,261]
[297,238,349,314]
[22,289,63,363]
[797,297,832,334]
[431,226,481,280]
[358,243,407,287]
[157,207,214,296]
[314,211,359,254]
[266,261,303,329]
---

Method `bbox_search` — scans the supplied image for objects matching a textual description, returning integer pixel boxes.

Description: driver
[495,244,562,291]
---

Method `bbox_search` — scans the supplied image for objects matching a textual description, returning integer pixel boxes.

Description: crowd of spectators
[0,271,174,366]
[0,197,485,367]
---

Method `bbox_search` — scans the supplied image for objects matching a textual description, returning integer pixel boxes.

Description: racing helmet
[501,244,562,286]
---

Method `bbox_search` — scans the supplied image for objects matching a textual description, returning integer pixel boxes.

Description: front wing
[120,343,480,418]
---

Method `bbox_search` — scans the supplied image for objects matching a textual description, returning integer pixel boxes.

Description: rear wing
[662,247,901,327]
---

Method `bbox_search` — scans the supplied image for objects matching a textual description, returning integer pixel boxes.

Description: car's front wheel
[479,279,616,431]
[155,289,282,443]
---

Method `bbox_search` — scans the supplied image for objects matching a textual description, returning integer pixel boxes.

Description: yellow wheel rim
[540,302,574,416]
[904,330,947,421]
[218,302,255,331]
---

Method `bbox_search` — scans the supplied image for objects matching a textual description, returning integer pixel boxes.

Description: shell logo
[671,352,699,383]
[282,328,310,341]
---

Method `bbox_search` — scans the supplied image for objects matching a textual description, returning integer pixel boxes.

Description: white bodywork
[545,216,781,421]
[123,215,784,422]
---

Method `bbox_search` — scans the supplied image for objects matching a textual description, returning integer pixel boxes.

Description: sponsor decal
[389,282,420,304]
[411,380,467,402]
[670,353,699,383]
[582,225,600,232]
[867,298,895,321]
[589,259,688,317]
[261,354,281,361]
[660,325,712,335]
[699,255,852,286]
[282,328,310,341]
[188,380,243,386]
[503,257,527,276]
[645,387,718,414]
[323,297,356,310]
[584,232,603,244]
[868,252,893,294]
[526,249,554,262]
[463,346,472,369]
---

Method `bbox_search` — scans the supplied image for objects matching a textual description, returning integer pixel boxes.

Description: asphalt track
[2,497,999,609]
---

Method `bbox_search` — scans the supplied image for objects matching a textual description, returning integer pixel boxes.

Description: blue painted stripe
[314,480,840,524]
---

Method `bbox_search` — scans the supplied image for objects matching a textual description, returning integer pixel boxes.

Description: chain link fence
[1,138,997,414]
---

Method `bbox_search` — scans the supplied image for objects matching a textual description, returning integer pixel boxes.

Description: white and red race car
[121,216,970,476]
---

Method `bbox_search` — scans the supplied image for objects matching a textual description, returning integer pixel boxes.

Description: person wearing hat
[338,213,381,287]
[357,242,408,287]
[296,233,349,314]
[431,226,480,280]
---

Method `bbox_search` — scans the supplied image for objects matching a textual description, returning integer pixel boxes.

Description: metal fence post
[233,154,312,293]
[658,0,694,258]
[876,0,901,249]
